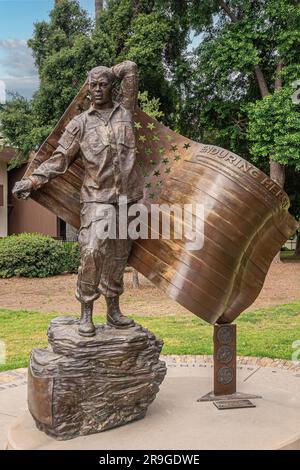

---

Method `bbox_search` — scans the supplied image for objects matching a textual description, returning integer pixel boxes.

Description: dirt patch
[0,262,299,317]
[244,261,300,311]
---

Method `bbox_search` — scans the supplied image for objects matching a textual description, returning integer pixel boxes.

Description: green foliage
[184,0,300,171]
[138,91,164,121]
[120,12,171,92]
[0,234,80,278]
[61,241,80,274]
[28,0,92,69]
[0,0,191,165]
[247,87,300,170]
[0,93,35,169]
[1,300,300,370]
[28,0,115,134]
[0,0,116,165]
[0,233,66,278]
[98,0,190,124]
[1,0,300,190]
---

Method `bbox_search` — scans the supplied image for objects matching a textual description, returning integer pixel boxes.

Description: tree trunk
[95,0,103,18]
[270,61,285,263]
[219,0,238,22]
[270,63,284,189]
[274,61,284,91]
[132,269,140,289]
[270,159,285,263]
[270,160,285,188]
[254,65,269,98]
[295,232,300,257]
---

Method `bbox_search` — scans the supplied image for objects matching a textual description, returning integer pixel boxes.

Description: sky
[0,1,200,103]
[0,0,95,102]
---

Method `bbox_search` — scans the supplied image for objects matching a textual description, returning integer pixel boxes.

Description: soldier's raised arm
[110,60,138,113]
[13,118,81,199]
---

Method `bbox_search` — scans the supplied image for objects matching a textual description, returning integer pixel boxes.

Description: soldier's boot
[78,302,96,337]
[106,296,135,329]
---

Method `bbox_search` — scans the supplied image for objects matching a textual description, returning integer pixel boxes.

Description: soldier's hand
[12,178,34,200]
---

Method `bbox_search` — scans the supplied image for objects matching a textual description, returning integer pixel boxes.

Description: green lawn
[281,250,300,261]
[0,301,300,371]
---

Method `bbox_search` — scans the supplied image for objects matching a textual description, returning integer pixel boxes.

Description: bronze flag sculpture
[11,62,298,438]
[13,63,297,327]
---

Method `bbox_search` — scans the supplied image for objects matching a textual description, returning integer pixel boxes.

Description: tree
[185,0,300,188]
[96,0,191,126]
[178,0,300,262]
[0,0,191,163]
[2,0,299,209]
[0,0,116,165]
[247,87,300,172]
[0,93,35,168]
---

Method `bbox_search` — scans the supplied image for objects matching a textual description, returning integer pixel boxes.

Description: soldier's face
[89,75,113,107]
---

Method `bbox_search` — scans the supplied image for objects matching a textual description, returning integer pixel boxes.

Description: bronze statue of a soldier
[13,61,144,337]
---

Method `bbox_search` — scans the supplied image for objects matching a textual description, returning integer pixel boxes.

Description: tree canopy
[0,0,299,203]
[0,0,191,165]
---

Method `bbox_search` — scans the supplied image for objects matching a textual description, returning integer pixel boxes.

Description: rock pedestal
[28,316,166,440]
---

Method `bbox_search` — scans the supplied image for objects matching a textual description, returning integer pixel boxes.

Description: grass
[281,250,300,261]
[0,301,300,372]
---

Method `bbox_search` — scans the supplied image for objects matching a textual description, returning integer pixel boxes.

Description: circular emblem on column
[218,366,233,385]
[217,325,233,344]
[217,345,233,364]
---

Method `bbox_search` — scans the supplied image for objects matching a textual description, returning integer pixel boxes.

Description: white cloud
[3,77,39,100]
[0,39,39,98]
[0,80,5,103]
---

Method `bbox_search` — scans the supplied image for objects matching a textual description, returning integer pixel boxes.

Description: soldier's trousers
[76,202,133,304]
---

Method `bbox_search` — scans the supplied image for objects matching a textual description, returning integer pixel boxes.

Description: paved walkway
[0,368,27,449]
[1,357,300,450]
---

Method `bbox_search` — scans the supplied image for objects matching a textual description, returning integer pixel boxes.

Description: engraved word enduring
[196,146,290,208]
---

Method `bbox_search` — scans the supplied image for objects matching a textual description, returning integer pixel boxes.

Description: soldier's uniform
[30,61,144,304]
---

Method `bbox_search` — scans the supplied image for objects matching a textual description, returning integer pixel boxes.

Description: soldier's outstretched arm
[110,60,138,113]
[13,118,81,200]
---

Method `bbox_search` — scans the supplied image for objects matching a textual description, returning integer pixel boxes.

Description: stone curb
[1,355,300,388]
[161,355,300,371]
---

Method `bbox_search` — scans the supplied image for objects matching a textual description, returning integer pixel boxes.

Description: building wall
[0,161,8,236]
[7,166,58,237]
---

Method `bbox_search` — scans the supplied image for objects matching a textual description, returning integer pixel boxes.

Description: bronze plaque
[217,345,233,364]
[214,399,256,410]
[217,326,234,344]
[27,365,53,425]
[218,367,234,385]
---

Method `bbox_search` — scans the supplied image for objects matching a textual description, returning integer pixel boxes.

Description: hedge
[0,233,80,278]
[62,241,81,274]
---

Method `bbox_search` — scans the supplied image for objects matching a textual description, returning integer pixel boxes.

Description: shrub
[0,233,66,278]
[61,241,80,274]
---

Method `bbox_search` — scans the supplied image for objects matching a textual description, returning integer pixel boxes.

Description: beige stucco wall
[7,165,58,237]
[0,160,8,237]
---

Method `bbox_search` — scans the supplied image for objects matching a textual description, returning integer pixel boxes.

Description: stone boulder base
[28,316,166,440]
